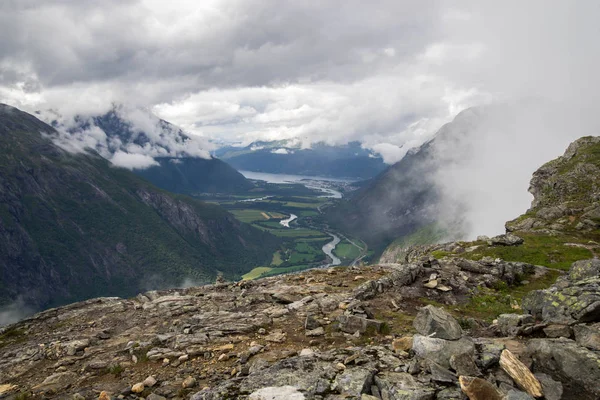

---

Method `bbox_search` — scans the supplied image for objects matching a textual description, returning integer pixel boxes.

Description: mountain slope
[0,104,280,311]
[51,107,254,194]
[135,157,253,194]
[217,141,387,179]
[325,109,484,252]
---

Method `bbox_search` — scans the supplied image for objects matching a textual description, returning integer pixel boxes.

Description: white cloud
[271,148,291,155]
[0,0,599,235]
[110,151,159,170]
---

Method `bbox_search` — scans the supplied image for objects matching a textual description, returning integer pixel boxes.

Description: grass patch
[463,233,593,270]
[333,241,361,261]
[271,251,283,266]
[229,209,271,223]
[106,364,124,376]
[431,269,562,322]
[431,250,451,259]
[0,327,27,348]
[258,228,326,238]
[242,267,273,280]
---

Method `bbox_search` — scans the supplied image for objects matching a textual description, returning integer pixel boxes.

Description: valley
[194,172,371,280]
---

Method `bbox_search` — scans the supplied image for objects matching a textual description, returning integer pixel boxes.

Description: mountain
[2,136,600,399]
[216,140,387,179]
[48,107,254,194]
[135,157,253,194]
[325,108,483,252]
[0,104,280,312]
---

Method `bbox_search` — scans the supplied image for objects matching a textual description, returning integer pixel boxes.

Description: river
[239,170,352,199]
[279,214,298,227]
[321,233,341,267]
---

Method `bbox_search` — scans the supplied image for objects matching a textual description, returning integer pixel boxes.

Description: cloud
[271,148,291,155]
[44,104,213,168]
[0,297,34,327]
[0,0,599,236]
[110,151,159,170]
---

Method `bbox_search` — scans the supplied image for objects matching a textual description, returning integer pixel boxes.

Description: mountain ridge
[47,106,253,194]
[0,104,280,312]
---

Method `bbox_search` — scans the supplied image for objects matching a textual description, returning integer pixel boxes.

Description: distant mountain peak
[40,105,213,169]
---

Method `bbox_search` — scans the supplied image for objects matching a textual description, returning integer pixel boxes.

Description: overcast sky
[1,1,599,163]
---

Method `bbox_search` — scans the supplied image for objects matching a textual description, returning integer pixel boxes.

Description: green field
[258,227,327,237]
[333,240,362,260]
[230,209,286,223]
[242,267,273,280]
[271,251,283,266]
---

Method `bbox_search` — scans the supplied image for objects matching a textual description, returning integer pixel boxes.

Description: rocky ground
[1,246,599,399]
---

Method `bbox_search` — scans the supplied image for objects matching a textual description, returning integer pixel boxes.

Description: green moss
[462,233,593,270]
[0,327,27,349]
[431,250,451,259]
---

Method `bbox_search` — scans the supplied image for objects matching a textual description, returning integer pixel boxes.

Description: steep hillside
[50,107,253,194]
[135,157,253,194]
[0,104,280,311]
[381,135,600,270]
[218,141,387,179]
[326,108,483,253]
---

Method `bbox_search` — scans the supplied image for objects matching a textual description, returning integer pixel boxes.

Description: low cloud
[0,298,35,327]
[110,151,159,170]
[43,104,213,169]
[271,148,291,155]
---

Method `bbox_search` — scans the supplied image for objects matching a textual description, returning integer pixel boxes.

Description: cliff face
[507,136,600,233]
[0,104,280,311]
[2,136,600,399]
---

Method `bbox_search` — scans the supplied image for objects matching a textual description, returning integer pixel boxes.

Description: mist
[0,298,35,327]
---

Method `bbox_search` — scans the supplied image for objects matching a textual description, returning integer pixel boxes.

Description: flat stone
[374,372,435,400]
[265,329,287,343]
[338,315,383,335]
[182,376,197,388]
[412,335,474,368]
[459,376,503,400]
[413,305,462,340]
[249,386,306,400]
[429,362,457,383]
[528,338,600,399]
[543,324,571,338]
[450,352,481,377]
[424,280,438,289]
[331,367,375,396]
[534,373,562,400]
[305,327,325,337]
[143,376,157,387]
[573,323,600,350]
[33,372,79,392]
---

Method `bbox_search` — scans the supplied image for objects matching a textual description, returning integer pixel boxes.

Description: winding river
[279,214,298,227]
[321,233,341,267]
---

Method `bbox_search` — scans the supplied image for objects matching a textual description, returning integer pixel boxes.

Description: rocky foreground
[1,248,600,399]
[3,134,600,400]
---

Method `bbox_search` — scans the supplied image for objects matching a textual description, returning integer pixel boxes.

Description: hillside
[217,141,387,179]
[2,136,600,399]
[0,104,280,312]
[135,157,253,194]
[325,109,486,253]
[51,107,254,194]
